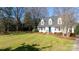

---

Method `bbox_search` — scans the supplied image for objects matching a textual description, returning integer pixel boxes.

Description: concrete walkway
[73,35,79,51]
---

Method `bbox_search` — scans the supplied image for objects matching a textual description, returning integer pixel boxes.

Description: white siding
[38,28,41,32]
[38,27,63,33]
[39,29,42,32]
[63,27,66,34]
[42,28,45,33]
[45,27,49,32]
[72,27,74,33]
[54,28,59,32]
[38,27,46,33]
[54,28,62,33]
[68,28,70,32]
[51,27,55,33]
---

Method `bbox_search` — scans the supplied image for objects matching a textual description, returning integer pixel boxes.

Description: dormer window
[41,19,44,25]
[48,18,52,25]
[58,17,62,25]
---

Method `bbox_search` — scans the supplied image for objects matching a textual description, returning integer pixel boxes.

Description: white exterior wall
[38,27,63,33]
[68,28,70,32]
[55,28,58,32]
[42,28,45,33]
[39,28,44,33]
[62,27,75,34]
[38,28,42,32]
[51,27,55,33]
[54,28,62,33]
[63,27,66,34]
[45,27,56,33]
[38,27,47,33]
[72,27,74,33]
[45,27,49,32]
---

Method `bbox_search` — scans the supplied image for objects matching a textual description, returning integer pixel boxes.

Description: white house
[37,17,76,34]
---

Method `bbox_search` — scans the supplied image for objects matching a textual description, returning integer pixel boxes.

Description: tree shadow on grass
[0,43,41,51]
[41,46,52,49]
[0,47,12,51]
[13,43,41,51]
[0,43,52,51]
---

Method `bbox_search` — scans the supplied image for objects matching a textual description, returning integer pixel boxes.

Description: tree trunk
[16,24,19,31]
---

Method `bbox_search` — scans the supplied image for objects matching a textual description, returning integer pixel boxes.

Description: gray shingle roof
[37,16,60,28]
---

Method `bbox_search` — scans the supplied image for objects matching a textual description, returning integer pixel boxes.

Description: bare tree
[13,7,25,31]
[23,11,33,31]
[25,7,48,29]
[53,7,76,36]
[0,7,13,33]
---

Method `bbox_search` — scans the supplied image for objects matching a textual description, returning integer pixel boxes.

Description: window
[40,27,45,30]
[39,28,41,30]
[58,17,62,24]
[48,18,52,25]
[43,27,45,30]
[55,28,56,31]
[41,27,42,30]
[59,27,60,31]
[41,19,44,25]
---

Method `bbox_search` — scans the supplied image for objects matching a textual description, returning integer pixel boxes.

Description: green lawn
[0,32,74,51]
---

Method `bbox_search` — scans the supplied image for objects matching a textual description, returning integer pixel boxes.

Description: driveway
[73,35,79,51]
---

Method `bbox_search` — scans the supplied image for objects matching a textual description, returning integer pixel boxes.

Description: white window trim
[58,17,62,25]
[48,18,52,25]
[41,19,44,25]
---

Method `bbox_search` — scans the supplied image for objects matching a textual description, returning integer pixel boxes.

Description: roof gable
[37,16,60,27]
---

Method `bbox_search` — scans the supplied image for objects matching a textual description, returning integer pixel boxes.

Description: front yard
[0,32,74,51]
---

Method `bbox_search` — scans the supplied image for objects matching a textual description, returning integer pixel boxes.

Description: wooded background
[0,7,79,34]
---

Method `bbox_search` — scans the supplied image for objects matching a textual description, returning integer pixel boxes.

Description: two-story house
[37,16,76,34]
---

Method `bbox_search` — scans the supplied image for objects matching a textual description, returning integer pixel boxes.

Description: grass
[0,32,74,51]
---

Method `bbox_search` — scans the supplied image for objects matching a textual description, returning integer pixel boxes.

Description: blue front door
[49,27,51,32]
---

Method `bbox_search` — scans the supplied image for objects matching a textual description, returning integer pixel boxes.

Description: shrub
[32,29,38,32]
[74,24,79,35]
[69,33,75,37]
[0,22,5,34]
